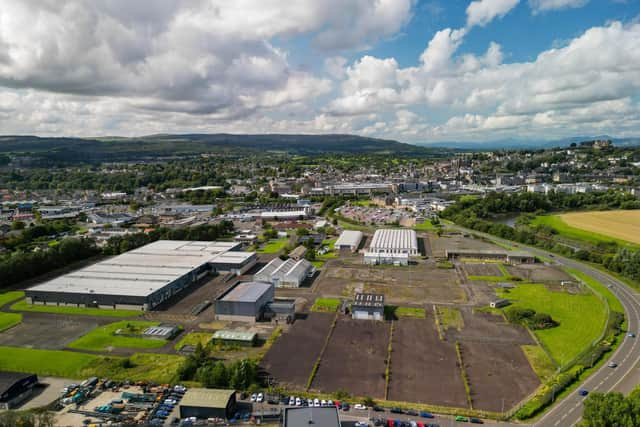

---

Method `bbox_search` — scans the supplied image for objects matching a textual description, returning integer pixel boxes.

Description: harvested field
[461,341,540,412]
[463,263,503,277]
[388,318,468,408]
[505,264,573,284]
[260,313,333,389]
[560,210,640,245]
[312,318,390,399]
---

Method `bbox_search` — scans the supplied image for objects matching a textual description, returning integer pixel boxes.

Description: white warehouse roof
[369,229,418,254]
[335,230,363,249]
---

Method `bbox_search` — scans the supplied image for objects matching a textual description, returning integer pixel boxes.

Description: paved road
[451,226,640,427]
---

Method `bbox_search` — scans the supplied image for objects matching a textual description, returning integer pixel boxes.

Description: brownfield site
[388,317,468,408]
[312,318,390,399]
[260,313,333,388]
[462,263,503,277]
[505,264,574,283]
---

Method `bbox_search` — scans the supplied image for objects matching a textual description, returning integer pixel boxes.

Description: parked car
[296,397,302,406]
[289,397,295,406]
[579,389,589,396]
[313,398,320,407]
[405,409,418,416]
[342,402,350,411]
[420,411,434,418]
[321,399,327,407]
[390,407,403,414]
[455,415,469,422]
[470,418,483,424]
[257,393,264,403]
[354,403,366,410]
[250,393,257,402]
[373,405,384,412]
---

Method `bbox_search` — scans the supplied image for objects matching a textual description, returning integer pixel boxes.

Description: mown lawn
[497,283,607,367]
[11,299,143,317]
[175,332,211,351]
[0,292,25,332]
[412,220,437,231]
[566,267,624,314]
[256,238,289,254]
[0,346,99,378]
[311,298,341,312]
[68,321,167,352]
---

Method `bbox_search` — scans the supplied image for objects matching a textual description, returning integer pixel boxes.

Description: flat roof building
[179,388,236,420]
[369,229,418,256]
[283,407,340,427]
[335,230,363,252]
[363,252,409,266]
[352,293,384,321]
[25,240,256,311]
[215,281,274,322]
[445,249,535,264]
[211,330,257,346]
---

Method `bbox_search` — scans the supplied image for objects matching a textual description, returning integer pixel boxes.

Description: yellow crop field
[560,210,640,245]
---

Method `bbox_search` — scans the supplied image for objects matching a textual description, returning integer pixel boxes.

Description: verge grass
[11,299,142,317]
[521,344,556,381]
[0,292,25,331]
[68,320,166,352]
[175,332,211,351]
[497,283,606,366]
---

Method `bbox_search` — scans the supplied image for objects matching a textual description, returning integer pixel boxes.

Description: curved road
[451,226,640,427]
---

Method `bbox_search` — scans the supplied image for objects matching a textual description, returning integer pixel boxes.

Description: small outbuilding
[211,330,257,347]
[0,371,38,410]
[178,388,236,420]
[352,293,385,321]
[490,298,510,308]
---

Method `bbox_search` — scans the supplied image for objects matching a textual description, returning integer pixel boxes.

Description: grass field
[11,299,143,317]
[438,307,464,330]
[521,345,556,380]
[68,321,167,352]
[385,306,426,319]
[256,238,290,254]
[175,332,211,350]
[311,298,341,312]
[82,353,185,384]
[497,283,607,367]
[566,267,624,314]
[0,292,25,332]
[0,346,99,378]
[532,212,640,248]
[413,220,437,231]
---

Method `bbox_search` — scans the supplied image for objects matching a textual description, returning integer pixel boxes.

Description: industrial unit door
[353,310,370,320]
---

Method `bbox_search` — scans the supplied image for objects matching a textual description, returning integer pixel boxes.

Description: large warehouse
[25,240,257,311]
[215,281,274,322]
[253,257,314,288]
[369,229,418,255]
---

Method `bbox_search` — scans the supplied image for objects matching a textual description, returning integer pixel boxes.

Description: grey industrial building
[283,407,341,427]
[445,249,535,264]
[178,388,236,420]
[253,257,314,288]
[0,372,38,410]
[25,240,257,311]
[334,230,363,252]
[352,293,385,321]
[215,281,274,322]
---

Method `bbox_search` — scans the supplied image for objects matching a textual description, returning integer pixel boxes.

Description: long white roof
[369,229,418,251]
[27,240,248,297]
[335,230,363,247]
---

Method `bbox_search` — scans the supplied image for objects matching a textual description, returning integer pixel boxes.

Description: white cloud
[324,56,349,79]
[529,0,589,14]
[466,0,520,28]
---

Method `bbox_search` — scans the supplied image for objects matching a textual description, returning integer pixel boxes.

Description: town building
[368,229,418,255]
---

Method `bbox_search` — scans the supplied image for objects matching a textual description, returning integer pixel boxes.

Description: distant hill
[0,133,448,164]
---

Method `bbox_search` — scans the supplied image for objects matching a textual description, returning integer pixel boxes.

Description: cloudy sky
[0,0,639,143]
